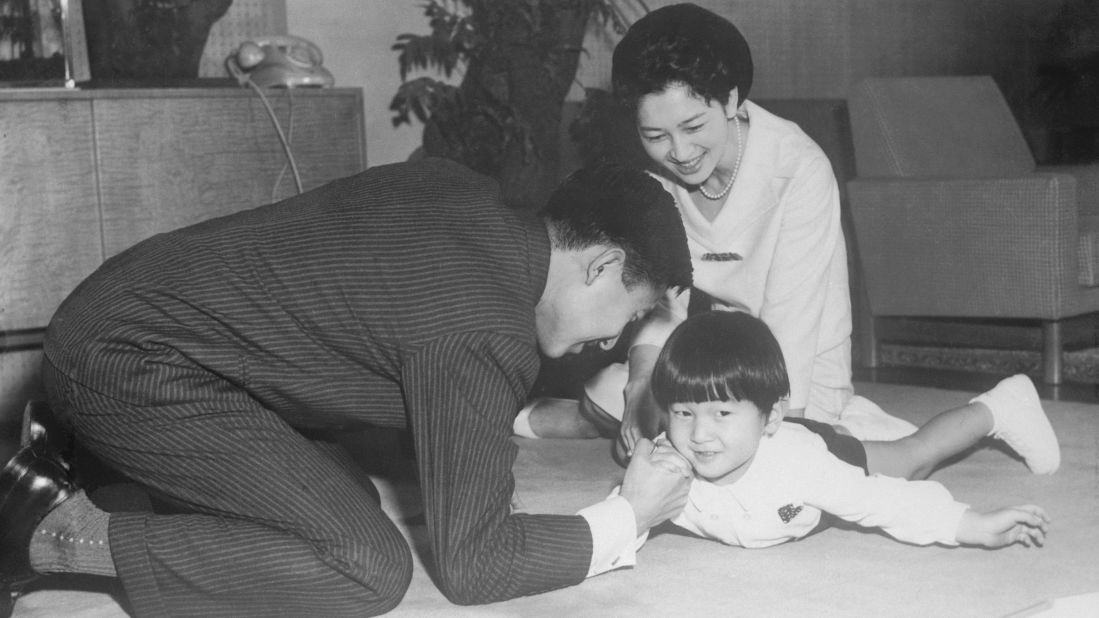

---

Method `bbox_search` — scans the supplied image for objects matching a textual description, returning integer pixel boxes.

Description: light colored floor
[11,380,1099,617]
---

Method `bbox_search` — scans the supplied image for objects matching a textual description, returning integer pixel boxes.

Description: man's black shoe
[0,446,75,617]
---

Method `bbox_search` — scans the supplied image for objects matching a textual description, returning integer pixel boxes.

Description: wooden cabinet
[0,87,365,424]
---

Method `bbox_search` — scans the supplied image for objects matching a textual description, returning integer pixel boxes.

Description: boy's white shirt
[583,422,969,574]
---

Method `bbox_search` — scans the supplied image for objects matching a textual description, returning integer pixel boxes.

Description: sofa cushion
[1078,214,1099,287]
[848,76,1036,178]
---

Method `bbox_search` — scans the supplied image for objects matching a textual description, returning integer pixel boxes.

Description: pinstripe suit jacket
[44,158,593,603]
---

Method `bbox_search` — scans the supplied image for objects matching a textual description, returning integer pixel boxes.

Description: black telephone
[226,35,335,88]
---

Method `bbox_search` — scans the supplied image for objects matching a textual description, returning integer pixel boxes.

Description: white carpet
[12,381,1099,617]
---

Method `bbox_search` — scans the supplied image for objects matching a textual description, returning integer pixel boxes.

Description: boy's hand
[955,505,1050,548]
[619,437,691,533]
[649,435,691,477]
[615,344,662,463]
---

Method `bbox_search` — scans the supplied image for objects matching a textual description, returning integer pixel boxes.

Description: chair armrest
[847,174,1078,319]
[1039,162,1099,217]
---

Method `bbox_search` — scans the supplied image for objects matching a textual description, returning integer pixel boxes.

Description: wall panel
[0,99,101,332]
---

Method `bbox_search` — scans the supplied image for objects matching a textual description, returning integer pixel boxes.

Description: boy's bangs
[661,360,749,406]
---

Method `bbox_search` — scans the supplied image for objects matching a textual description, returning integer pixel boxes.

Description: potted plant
[390,0,643,211]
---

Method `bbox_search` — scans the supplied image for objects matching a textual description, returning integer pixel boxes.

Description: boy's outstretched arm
[955,505,1050,548]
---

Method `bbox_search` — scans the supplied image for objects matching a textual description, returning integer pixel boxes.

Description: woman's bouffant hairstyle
[612,3,754,111]
[541,163,692,294]
[651,311,789,415]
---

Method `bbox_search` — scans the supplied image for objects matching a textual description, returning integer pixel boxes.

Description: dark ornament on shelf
[82,0,232,84]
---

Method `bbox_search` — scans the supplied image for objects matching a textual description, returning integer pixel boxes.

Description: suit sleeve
[402,331,593,604]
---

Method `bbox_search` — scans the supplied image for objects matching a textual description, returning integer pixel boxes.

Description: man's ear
[763,398,786,436]
[724,87,742,118]
[585,247,626,285]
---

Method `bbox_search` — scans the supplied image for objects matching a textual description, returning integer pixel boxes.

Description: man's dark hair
[541,163,691,293]
[651,311,789,415]
[611,3,754,112]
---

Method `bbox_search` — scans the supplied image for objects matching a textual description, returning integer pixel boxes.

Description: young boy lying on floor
[613,310,1057,555]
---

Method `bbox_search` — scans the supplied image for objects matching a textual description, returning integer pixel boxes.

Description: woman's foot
[971,375,1060,474]
[513,398,601,439]
[835,395,918,442]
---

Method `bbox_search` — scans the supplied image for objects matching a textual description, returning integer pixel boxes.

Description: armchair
[846,75,1099,384]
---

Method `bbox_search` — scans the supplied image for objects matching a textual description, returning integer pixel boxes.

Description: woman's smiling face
[635,83,735,186]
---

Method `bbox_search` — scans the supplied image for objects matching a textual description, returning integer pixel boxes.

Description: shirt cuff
[943,501,972,546]
[578,494,640,577]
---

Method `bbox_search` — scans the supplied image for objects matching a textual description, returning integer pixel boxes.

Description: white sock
[30,489,115,577]
[512,402,540,439]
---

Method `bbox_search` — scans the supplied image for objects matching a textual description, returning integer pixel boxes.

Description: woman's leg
[515,398,600,439]
[864,375,1060,479]
[514,362,628,439]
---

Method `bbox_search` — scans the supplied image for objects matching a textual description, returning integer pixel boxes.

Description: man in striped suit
[2,158,694,616]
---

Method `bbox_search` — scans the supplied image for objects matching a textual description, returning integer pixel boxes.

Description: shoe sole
[21,401,73,471]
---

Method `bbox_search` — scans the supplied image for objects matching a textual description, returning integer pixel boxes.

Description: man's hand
[618,437,692,533]
[955,505,1050,548]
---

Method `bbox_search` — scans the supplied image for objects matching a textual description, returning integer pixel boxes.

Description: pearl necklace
[698,115,743,201]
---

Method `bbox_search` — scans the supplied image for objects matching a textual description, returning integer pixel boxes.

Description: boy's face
[665,398,781,486]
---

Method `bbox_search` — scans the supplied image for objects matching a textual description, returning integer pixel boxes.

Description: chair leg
[860,315,880,368]
[851,265,879,368]
[1042,320,1064,385]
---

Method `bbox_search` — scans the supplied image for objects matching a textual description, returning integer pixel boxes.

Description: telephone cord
[246,78,304,195]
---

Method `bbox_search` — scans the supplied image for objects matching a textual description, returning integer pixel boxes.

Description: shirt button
[743,513,751,521]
